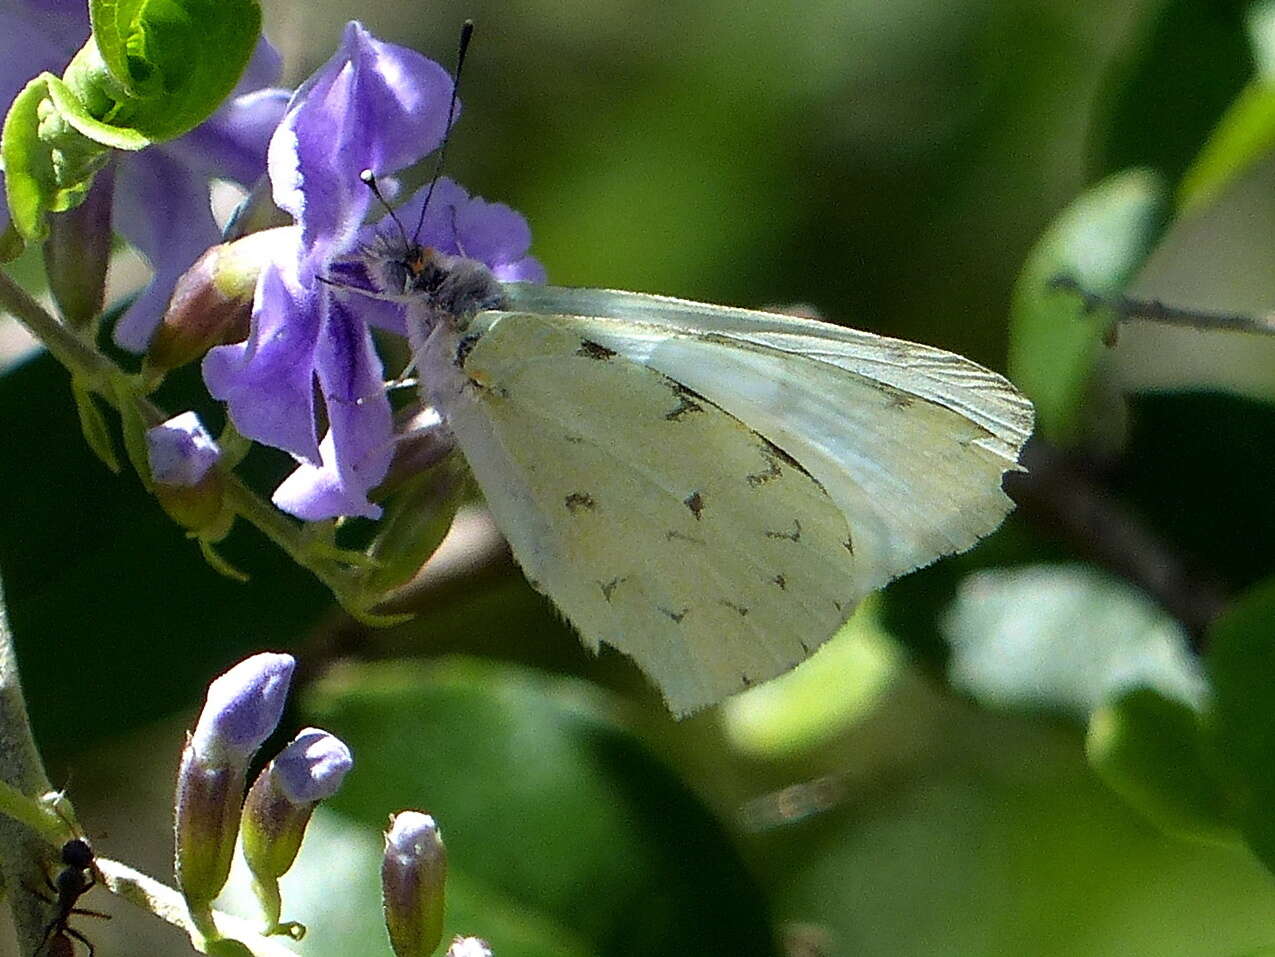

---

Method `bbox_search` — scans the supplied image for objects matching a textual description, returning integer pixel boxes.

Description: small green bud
[382,811,447,957]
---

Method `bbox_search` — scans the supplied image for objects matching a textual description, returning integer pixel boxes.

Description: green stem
[0,267,374,612]
[0,573,63,954]
[98,857,303,957]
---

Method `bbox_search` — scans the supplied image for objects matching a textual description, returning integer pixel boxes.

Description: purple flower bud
[147,412,221,487]
[242,728,352,935]
[191,653,295,764]
[447,937,493,957]
[382,811,447,957]
[145,228,292,374]
[175,654,296,913]
[146,412,228,532]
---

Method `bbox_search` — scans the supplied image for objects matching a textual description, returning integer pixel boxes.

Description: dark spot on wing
[667,530,707,545]
[684,491,705,520]
[746,452,783,488]
[665,384,705,421]
[887,392,914,409]
[799,640,811,654]
[765,519,801,542]
[842,533,854,555]
[741,674,753,688]
[758,436,828,494]
[720,600,749,617]
[599,577,623,602]
[454,334,480,368]
[565,492,596,514]
[661,607,689,623]
[772,574,787,590]
[760,436,802,471]
[576,339,616,360]
[833,599,844,612]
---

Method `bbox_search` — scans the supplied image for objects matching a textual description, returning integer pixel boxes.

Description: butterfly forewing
[500,285,1033,586]
[423,310,858,715]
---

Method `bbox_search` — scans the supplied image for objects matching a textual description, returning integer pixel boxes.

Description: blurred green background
[8,0,1275,954]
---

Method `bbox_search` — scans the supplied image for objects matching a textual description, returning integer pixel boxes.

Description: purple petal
[271,291,393,519]
[163,87,291,187]
[147,411,220,486]
[192,653,295,764]
[272,728,353,803]
[454,193,534,267]
[112,150,224,351]
[236,35,284,94]
[203,240,323,462]
[394,177,469,254]
[268,21,455,267]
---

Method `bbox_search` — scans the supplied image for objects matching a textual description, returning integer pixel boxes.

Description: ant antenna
[413,19,475,244]
[360,169,411,251]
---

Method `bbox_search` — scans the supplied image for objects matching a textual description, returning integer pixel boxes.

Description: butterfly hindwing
[423,310,857,715]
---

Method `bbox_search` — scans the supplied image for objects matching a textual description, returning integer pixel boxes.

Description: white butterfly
[360,243,1033,716]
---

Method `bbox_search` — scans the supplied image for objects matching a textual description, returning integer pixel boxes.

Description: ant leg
[24,879,54,903]
[69,907,110,920]
[64,925,95,957]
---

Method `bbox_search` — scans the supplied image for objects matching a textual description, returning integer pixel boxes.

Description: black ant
[30,834,109,957]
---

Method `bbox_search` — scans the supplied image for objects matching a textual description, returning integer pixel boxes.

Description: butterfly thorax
[405,244,507,327]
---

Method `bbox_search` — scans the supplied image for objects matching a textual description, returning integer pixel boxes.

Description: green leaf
[721,598,902,758]
[1203,576,1275,874]
[303,658,780,956]
[2,0,260,239]
[1008,169,1169,442]
[1,76,100,242]
[70,378,120,473]
[941,564,1205,718]
[1178,80,1275,213]
[1086,687,1238,845]
[85,0,262,141]
[1090,0,1252,185]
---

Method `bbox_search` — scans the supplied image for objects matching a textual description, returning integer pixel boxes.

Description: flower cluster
[176,653,492,955]
[0,0,290,349]
[201,23,544,521]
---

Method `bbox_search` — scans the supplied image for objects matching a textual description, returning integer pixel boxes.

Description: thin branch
[0,572,64,955]
[0,267,379,616]
[97,857,301,957]
[1050,274,1275,337]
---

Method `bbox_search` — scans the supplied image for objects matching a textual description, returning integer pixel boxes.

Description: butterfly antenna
[413,19,474,244]
[359,169,411,252]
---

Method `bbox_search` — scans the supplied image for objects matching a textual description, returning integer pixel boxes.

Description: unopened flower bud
[147,412,226,532]
[447,937,493,957]
[242,728,353,936]
[145,227,291,373]
[382,811,447,957]
[176,654,295,916]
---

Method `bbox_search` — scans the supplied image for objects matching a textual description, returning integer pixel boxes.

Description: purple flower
[202,23,544,521]
[146,412,220,487]
[0,0,290,350]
